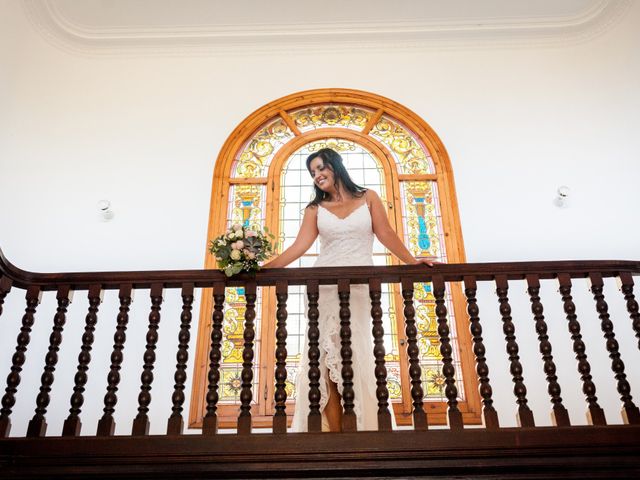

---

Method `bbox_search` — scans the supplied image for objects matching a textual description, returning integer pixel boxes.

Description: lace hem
[318,313,363,427]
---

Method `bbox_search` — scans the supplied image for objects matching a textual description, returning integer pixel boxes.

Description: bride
[264,148,434,432]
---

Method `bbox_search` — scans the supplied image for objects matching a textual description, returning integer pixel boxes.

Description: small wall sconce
[97,199,115,221]
[553,186,570,208]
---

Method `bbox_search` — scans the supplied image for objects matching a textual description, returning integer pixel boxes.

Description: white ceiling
[21,0,631,55]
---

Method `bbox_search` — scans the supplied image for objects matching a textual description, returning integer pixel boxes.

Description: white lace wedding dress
[290,201,381,432]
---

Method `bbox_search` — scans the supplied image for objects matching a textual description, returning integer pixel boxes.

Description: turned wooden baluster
[401,278,428,431]
[338,278,357,432]
[27,286,74,437]
[369,278,392,432]
[0,285,42,438]
[0,276,12,318]
[526,274,570,426]
[618,272,640,351]
[463,276,499,429]
[96,284,133,436]
[203,282,225,435]
[557,274,606,425]
[495,275,535,427]
[433,275,463,430]
[238,281,257,435]
[273,280,289,434]
[62,284,103,436]
[589,272,640,424]
[132,283,164,435]
[306,280,322,433]
[167,283,194,435]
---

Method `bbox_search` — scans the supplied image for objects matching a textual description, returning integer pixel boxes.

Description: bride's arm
[368,190,435,266]
[263,206,319,268]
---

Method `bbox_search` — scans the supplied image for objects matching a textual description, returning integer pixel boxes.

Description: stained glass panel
[369,115,435,175]
[226,184,266,230]
[398,182,463,400]
[288,104,374,132]
[220,184,266,404]
[219,286,263,404]
[231,116,294,178]
[399,181,445,261]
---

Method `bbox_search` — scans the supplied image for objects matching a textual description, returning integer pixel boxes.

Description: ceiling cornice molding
[21,0,632,57]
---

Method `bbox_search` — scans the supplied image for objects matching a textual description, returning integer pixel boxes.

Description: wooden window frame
[189,89,480,429]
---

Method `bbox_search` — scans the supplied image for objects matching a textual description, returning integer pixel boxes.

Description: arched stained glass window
[191,89,478,429]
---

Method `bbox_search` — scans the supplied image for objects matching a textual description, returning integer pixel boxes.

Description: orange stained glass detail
[399,181,445,260]
[231,116,294,178]
[369,115,435,174]
[288,104,374,132]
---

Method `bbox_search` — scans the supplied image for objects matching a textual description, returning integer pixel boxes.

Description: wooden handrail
[2,247,639,291]
[1,245,640,477]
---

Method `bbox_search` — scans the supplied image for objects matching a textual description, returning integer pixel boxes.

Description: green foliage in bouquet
[210,224,276,277]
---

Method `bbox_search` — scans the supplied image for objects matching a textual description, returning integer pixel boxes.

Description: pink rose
[232,240,244,250]
[244,250,256,260]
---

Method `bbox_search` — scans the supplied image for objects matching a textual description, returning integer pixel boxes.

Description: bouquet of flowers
[210,224,275,277]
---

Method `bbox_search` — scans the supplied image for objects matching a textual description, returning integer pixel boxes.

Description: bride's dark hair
[306,148,366,208]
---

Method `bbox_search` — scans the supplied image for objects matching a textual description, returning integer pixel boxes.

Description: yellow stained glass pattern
[218,286,262,404]
[400,181,444,260]
[370,115,434,174]
[414,282,441,361]
[220,185,265,404]
[226,184,266,230]
[232,116,293,178]
[289,104,373,132]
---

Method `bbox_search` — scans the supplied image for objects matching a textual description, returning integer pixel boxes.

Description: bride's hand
[413,256,440,267]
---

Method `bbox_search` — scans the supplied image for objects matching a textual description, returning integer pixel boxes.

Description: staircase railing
[1,246,639,478]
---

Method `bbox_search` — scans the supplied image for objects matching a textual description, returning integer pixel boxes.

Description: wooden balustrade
[1,247,640,477]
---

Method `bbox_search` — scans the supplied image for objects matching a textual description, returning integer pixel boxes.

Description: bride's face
[309,156,335,192]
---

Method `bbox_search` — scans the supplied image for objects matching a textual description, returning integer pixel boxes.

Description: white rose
[230,249,241,261]
[217,239,226,246]
[235,230,244,239]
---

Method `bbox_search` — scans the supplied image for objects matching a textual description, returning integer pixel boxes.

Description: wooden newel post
[369,277,392,432]
[495,275,534,428]
[237,281,257,435]
[526,274,570,427]
[27,285,74,437]
[557,274,606,426]
[203,282,226,436]
[463,275,499,430]
[338,278,357,432]
[97,284,134,436]
[0,285,42,438]
[167,283,195,435]
[433,275,463,430]
[589,273,640,425]
[63,284,103,437]
[401,278,428,431]
[132,283,165,436]
[306,280,322,433]
[273,280,289,434]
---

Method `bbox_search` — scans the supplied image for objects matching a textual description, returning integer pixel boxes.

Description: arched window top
[370,115,435,175]
[288,104,375,132]
[227,93,441,180]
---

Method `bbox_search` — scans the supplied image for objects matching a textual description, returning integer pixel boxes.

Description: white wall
[1,1,639,436]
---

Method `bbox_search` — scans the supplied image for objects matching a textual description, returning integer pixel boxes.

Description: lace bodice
[314,202,374,267]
